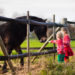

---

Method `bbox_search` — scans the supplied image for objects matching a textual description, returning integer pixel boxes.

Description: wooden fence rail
[21,47,55,50]
[67,21,75,24]
[0,50,57,61]
[0,16,66,27]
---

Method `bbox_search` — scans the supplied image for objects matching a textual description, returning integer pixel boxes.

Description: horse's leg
[2,49,12,71]
[15,46,24,66]
[2,62,7,71]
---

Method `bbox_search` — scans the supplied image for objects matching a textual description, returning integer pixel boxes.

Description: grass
[21,39,53,47]
[0,39,75,75]
[38,53,75,75]
[71,41,75,47]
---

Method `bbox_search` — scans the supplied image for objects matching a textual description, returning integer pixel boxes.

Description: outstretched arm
[49,40,57,44]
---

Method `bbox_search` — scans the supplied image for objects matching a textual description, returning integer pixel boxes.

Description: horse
[0,16,47,72]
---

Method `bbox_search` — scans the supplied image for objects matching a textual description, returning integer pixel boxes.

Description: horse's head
[29,16,47,43]
[34,25,47,43]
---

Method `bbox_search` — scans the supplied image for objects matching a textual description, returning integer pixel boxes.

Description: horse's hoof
[20,61,24,67]
[2,65,8,73]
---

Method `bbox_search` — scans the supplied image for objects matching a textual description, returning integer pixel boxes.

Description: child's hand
[48,41,51,43]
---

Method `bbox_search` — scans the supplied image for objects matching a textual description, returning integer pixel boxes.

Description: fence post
[62,18,70,37]
[0,36,16,75]
[27,11,30,74]
[62,18,67,24]
[53,14,56,62]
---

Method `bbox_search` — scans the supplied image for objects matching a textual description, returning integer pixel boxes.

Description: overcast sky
[0,0,75,22]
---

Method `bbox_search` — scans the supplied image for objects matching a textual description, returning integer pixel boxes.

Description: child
[61,27,74,63]
[49,31,65,63]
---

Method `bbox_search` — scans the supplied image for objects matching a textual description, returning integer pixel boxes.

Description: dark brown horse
[0,16,47,71]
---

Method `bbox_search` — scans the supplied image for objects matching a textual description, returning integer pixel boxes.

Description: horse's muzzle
[40,37,47,43]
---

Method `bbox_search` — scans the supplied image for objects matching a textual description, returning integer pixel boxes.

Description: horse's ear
[44,19,47,22]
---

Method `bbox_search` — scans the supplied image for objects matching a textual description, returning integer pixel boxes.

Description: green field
[21,39,53,47]
[0,39,75,56]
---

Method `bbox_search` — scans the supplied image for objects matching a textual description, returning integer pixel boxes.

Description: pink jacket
[50,39,65,54]
[63,34,70,47]
[63,34,73,56]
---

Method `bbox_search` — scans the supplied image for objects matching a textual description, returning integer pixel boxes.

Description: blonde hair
[61,27,68,34]
[56,31,63,39]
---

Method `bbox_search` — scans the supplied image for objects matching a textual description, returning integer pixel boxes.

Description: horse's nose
[40,40,43,43]
[40,37,47,43]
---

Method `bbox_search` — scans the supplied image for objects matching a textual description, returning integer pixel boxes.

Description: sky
[0,0,75,22]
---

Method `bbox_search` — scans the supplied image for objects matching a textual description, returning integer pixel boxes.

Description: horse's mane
[15,16,46,22]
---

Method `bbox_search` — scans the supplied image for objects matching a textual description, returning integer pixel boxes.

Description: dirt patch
[0,58,44,75]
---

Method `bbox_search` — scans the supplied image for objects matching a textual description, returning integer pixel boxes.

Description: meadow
[0,39,75,75]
